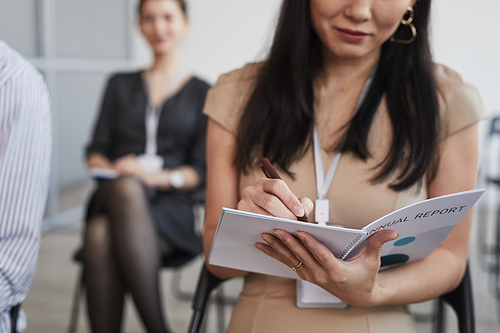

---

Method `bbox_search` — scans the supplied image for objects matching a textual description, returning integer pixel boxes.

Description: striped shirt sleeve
[0,40,51,332]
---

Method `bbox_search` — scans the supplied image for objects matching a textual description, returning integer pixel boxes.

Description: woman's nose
[344,0,372,23]
[153,19,168,34]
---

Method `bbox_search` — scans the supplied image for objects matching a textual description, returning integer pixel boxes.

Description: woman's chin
[150,43,176,57]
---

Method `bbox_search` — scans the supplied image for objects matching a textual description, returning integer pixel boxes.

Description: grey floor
[21,190,500,333]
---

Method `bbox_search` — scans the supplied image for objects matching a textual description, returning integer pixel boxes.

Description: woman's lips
[152,36,169,44]
[337,28,368,42]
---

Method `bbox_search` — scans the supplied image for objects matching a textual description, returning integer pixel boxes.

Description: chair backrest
[434,262,475,333]
[188,264,225,333]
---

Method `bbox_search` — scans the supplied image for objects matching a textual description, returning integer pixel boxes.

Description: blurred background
[1,0,499,332]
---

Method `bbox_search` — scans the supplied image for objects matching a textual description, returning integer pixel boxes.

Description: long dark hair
[236,0,439,191]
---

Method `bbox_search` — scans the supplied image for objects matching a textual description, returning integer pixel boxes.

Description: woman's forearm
[203,119,249,280]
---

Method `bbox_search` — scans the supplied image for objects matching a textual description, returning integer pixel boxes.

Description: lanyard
[144,66,186,155]
[313,72,374,225]
[313,128,340,202]
[313,128,340,225]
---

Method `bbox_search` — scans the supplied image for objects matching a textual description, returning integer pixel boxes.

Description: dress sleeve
[85,74,119,158]
[436,65,488,140]
[202,63,261,135]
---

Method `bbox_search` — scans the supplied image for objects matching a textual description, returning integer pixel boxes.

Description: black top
[87,72,210,193]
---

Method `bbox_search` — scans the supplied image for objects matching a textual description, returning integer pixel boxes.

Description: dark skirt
[85,179,203,258]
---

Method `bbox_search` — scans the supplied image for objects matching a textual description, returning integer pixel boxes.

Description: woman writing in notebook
[84,0,209,332]
[203,0,486,331]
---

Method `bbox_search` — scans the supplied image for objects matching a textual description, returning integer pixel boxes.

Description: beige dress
[203,63,487,333]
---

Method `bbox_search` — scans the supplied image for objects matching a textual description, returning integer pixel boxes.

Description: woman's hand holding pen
[238,178,314,222]
[256,227,398,307]
[241,157,313,222]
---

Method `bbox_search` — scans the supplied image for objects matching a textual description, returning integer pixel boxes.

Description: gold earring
[390,7,417,44]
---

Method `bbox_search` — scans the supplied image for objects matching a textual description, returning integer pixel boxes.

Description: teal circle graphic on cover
[380,225,455,267]
[394,236,416,247]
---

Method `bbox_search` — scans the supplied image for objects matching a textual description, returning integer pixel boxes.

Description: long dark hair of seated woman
[236,0,440,192]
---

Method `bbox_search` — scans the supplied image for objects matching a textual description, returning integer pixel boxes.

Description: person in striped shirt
[0,40,52,332]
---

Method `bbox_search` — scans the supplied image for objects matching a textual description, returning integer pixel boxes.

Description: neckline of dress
[141,70,193,110]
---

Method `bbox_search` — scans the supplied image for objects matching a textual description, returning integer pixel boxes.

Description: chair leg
[433,298,446,333]
[68,267,85,333]
[496,205,500,297]
[215,285,226,333]
[199,312,208,333]
[496,213,500,325]
[197,285,226,333]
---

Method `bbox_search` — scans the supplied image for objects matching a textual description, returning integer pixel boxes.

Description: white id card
[315,199,329,225]
[297,280,346,308]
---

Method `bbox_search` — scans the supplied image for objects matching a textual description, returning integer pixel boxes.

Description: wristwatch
[168,169,185,189]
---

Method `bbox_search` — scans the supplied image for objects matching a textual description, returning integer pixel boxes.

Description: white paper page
[344,189,484,264]
[209,208,363,279]
[87,167,119,180]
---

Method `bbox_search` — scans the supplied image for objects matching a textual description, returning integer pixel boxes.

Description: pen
[260,157,310,223]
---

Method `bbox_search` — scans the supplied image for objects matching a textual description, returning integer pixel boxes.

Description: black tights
[84,177,175,333]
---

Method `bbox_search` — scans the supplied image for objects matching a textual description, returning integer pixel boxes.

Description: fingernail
[293,205,305,217]
[296,231,304,239]
[272,230,282,239]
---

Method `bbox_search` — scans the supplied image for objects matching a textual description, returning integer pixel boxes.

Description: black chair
[484,176,500,320]
[476,116,500,273]
[433,263,475,333]
[188,264,233,333]
[68,248,197,333]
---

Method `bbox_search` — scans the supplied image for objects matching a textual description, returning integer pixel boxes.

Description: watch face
[169,169,185,189]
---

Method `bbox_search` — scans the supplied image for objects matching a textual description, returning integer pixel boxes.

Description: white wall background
[429,0,500,179]
[135,0,283,83]
[431,0,500,116]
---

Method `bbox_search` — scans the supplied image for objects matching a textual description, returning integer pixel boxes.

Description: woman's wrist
[145,170,171,190]
[168,168,186,189]
[145,166,200,190]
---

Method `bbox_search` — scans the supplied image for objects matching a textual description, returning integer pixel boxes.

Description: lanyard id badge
[313,126,341,225]
[138,66,187,174]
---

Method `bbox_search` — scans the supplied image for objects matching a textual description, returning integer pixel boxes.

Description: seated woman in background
[202,0,486,332]
[84,0,209,332]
